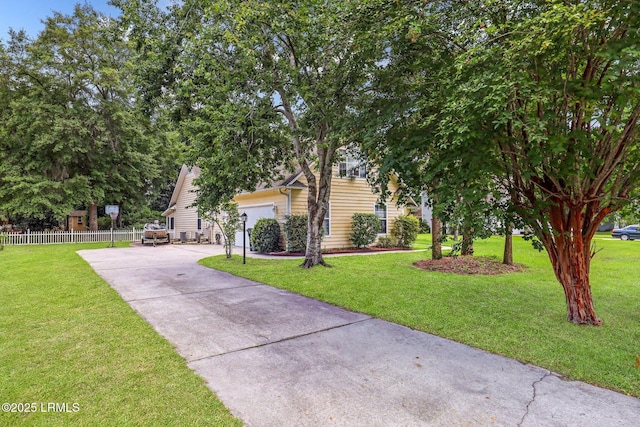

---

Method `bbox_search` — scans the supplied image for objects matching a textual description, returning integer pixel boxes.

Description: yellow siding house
[163,162,410,249]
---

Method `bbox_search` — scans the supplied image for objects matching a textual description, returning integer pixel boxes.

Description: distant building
[66,210,87,231]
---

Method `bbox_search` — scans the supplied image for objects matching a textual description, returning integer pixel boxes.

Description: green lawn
[200,234,640,397]
[0,243,241,426]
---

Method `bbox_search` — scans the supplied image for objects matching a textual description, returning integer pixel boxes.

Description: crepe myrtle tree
[426,0,640,325]
[362,0,640,324]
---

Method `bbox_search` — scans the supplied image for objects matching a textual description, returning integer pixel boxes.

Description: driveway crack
[124,282,263,302]
[518,370,553,426]
[188,316,374,362]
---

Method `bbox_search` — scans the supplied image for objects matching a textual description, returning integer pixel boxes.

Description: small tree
[209,202,241,259]
[350,213,381,249]
[391,215,420,248]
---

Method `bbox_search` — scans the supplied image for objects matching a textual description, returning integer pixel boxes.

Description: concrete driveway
[78,244,640,426]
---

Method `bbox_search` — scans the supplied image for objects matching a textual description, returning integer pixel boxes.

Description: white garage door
[235,204,275,247]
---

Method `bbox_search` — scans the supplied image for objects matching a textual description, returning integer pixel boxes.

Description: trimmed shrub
[391,215,420,248]
[250,218,282,253]
[284,214,308,253]
[376,235,396,248]
[350,213,381,249]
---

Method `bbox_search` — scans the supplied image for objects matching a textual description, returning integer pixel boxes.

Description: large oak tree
[118,0,392,267]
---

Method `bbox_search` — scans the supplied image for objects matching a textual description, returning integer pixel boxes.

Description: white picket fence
[1,229,143,246]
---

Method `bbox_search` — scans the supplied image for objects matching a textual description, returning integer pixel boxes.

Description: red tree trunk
[549,238,601,325]
[542,204,602,325]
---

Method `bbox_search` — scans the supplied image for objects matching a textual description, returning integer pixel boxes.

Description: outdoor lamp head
[240,212,248,222]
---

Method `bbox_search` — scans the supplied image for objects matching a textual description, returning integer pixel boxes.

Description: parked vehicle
[142,222,170,245]
[611,225,640,241]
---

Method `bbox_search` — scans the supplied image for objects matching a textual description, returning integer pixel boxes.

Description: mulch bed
[413,256,527,275]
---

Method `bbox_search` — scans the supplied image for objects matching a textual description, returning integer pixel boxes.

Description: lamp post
[240,212,248,264]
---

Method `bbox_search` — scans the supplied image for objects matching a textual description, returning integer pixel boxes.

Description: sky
[0,1,122,40]
[0,0,176,42]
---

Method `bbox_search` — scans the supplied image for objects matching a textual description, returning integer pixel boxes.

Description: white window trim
[323,203,331,237]
[338,155,367,179]
[374,202,388,235]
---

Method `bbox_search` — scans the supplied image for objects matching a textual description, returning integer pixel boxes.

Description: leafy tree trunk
[303,211,326,268]
[461,226,473,256]
[223,236,233,258]
[503,223,513,265]
[300,152,332,269]
[89,202,98,231]
[431,215,442,260]
[210,203,240,259]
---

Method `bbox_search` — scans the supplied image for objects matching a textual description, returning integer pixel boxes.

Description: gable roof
[162,165,200,216]
[249,167,307,193]
[162,164,306,216]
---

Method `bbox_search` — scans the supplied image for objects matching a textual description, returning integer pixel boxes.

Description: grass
[200,234,640,397]
[0,243,241,426]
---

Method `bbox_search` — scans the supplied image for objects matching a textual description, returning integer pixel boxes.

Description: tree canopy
[0,5,169,228]
[364,0,640,324]
[119,0,394,267]
[98,0,640,324]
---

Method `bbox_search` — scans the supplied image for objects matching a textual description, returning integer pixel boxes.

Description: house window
[338,155,366,179]
[197,217,202,230]
[77,216,83,225]
[375,203,387,234]
[322,204,331,236]
[169,217,175,230]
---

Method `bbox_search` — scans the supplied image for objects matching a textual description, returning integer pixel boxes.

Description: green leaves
[0,4,166,224]
[350,213,381,249]
[361,0,640,252]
